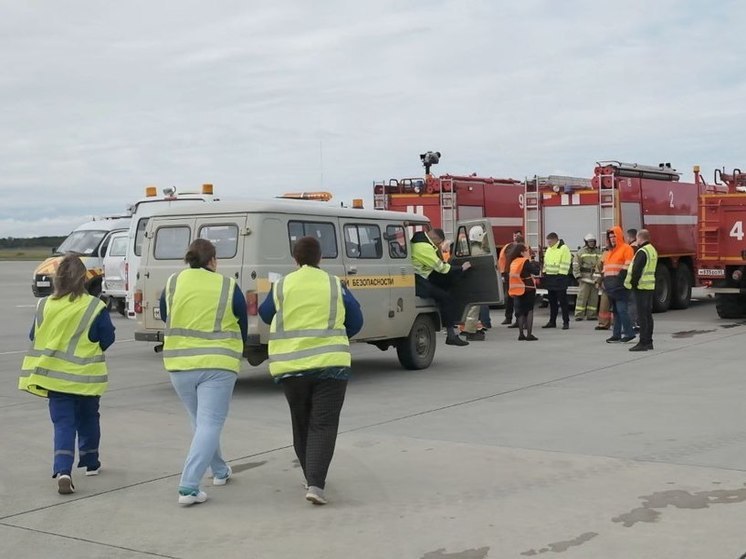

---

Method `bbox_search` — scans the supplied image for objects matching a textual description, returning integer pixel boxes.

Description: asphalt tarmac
[1,261,745,559]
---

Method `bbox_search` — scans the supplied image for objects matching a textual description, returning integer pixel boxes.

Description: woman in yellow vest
[507,243,541,341]
[259,236,363,505]
[160,239,247,505]
[19,254,115,495]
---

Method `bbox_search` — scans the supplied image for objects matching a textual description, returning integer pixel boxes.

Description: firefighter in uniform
[573,233,602,321]
[624,229,658,351]
[594,246,613,330]
[462,225,490,341]
[19,254,115,495]
[260,236,363,505]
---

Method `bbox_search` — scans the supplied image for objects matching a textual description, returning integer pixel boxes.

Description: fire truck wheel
[714,294,746,319]
[396,314,437,370]
[670,262,692,310]
[652,263,672,313]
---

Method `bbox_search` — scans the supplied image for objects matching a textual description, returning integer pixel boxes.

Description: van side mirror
[51,247,57,255]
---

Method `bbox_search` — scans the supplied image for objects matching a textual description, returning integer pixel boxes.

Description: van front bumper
[135,330,163,342]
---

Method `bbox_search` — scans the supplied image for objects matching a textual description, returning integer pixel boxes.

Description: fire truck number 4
[731,221,744,241]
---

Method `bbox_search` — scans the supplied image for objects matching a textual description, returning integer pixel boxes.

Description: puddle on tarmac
[612,488,746,527]
[671,329,716,338]
[421,547,490,559]
[720,322,746,329]
[521,532,598,555]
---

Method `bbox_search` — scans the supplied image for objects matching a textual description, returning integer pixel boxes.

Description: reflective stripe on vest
[20,295,108,398]
[268,266,350,377]
[624,244,658,290]
[162,269,243,373]
[508,257,536,297]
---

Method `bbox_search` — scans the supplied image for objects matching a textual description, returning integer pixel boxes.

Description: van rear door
[450,218,503,321]
[102,231,128,298]
[195,217,247,287]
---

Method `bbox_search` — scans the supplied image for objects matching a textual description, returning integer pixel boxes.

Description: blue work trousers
[48,391,101,477]
[610,293,634,339]
[170,369,236,492]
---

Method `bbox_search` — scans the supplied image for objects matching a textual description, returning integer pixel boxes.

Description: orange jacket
[603,226,634,277]
[498,243,514,274]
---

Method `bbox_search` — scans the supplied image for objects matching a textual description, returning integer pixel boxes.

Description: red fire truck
[697,167,746,318]
[524,161,712,312]
[372,152,524,249]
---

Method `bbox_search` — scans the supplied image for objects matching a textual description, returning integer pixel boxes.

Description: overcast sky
[2,0,745,237]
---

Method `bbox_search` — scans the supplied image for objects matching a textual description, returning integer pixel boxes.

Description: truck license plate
[698,268,725,277]
[36,280,51,287]
[153,308,161,320]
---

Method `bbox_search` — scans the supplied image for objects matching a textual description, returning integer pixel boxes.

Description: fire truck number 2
[730,221,744,241]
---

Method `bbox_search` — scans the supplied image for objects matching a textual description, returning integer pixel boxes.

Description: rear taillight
[246,291,258,316]
[124,262,129,291]
[134,289,143,314]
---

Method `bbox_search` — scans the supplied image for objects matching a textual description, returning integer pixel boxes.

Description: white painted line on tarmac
[15,305,36,308]
[0,350,25,355]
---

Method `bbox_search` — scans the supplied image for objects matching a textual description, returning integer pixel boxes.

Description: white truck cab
[124,184,220,318]
[32,215,131,298]
[133,199,501,370]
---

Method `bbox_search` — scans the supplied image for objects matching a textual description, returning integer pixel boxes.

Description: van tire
[396,314,437,370]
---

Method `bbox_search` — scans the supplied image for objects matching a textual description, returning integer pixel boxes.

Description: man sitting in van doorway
[411,227,472,346]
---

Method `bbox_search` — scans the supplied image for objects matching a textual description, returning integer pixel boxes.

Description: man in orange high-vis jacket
[497,230,523,327]
[602,226,635,344]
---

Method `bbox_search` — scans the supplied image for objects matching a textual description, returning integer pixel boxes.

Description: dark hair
[184,239,216,269]
[432,228,445,242]
[293,236,322,267]
[546,232,558,240]
[508,243,527,262]
[513,229,522,234]
[53,254,87,300]
[626,228,637,236]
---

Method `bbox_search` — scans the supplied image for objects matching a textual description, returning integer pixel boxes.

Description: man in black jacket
[625,229,658,352]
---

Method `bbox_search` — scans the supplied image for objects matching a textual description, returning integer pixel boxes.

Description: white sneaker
[213,465,232,486]
[57,474,75,495]
[178,490,207,505]
[305,486,327,505]
[85,467,101,476]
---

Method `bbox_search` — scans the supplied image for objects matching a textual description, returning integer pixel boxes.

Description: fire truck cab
[697,167,746,318]
[525,162,706,312]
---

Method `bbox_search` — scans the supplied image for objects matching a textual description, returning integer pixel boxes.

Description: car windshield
[55,230,107,255]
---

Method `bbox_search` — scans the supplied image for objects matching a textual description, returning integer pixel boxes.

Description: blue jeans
[48,391,101,476]
[170,369,236,492]
[479,305,492,328]
[610,294,634,339]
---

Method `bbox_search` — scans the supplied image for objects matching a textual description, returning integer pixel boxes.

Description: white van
[102,230,129,314]
[32,215,131,298]
[123,184,220,318]
[133,199,501,370]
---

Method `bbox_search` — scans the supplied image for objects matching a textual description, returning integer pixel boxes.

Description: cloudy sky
[2,0,745,237]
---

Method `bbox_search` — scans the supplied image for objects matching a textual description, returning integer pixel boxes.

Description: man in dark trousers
[624,229,657,351]
[541,232,572,330]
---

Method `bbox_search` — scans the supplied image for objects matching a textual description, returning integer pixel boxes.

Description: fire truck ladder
[440,180,457,240]
[524,177,541,253]
[698,197,721,261]
[597,172,617,236]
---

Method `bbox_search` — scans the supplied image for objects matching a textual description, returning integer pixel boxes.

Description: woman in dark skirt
[508,243,541,341]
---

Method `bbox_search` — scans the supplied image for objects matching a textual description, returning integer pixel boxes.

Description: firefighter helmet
[469,226,485,243]
[584,233,596,242]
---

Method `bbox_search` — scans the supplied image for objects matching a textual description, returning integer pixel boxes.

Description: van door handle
[347,267,357,275]
[144,272,150,278]
[234,272,239,279]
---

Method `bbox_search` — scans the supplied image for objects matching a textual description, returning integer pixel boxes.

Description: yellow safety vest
[19,294,108,398]
[268,265,351,377]
[624,244,658,291]
[543,244,572,275]
[412,237,451,278]
[163,268,243,373]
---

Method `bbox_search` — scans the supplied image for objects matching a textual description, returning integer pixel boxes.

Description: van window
[344,224,382,259]
[154,226,191,260]
[134,218,149,256]
[109,236,127,257]
[199,224,238,259]
[386,225,407,259]
[288,221,338,259]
